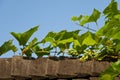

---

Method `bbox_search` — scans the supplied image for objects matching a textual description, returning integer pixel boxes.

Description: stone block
[0,58,12,79]
[11,56,31,78]
[57,58,78,78]
[46,57,59,78]
[29,58,48,78]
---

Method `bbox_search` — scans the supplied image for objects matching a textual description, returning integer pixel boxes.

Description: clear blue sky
[0,0,119,58]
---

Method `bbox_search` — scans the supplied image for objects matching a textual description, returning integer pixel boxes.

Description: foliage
[10,26,39,46]
[0,40,17,56]
[10,26,41,57]
[100,59,120,80]
[0,0,119,60]
[0,0,120,79]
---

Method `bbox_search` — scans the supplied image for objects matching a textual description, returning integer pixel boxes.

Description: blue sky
[0,0,119,58]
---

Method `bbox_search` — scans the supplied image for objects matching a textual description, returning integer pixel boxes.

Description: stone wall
[0,56,119,80]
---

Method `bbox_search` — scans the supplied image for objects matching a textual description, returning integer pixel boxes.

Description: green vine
[0,0,120,79]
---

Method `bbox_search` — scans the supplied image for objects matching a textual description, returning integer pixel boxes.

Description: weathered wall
[0,56,119,80]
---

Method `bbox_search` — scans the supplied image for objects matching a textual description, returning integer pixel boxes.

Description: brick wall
[0,56,119,80]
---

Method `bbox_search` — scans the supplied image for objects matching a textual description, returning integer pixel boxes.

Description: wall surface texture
[0,56,119,80]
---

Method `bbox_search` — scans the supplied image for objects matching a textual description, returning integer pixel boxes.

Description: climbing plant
[0,0,120,79]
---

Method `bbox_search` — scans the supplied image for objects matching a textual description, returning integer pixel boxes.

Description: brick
[29,58,48,78]
[0,58,12,79]
[46,57,59,78]
[91,60,111,76]
[89,77,99,80]
[57,58,78,78]
[11,56,31,78]
[75,60,93,77]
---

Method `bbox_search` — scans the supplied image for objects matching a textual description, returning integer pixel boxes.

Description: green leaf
[77,15,83,21]
[82,34,96,46]
[79,31,97,46]
[116,43,120,52]
[96,23,109,36]
[22,37,38,55]
[96,17,120,37]
[80,9,100,26]
[71,16,78,22]
[103,0,119,18]
[88,8,101,22]
[71,15,83,22]
[23,49,33,57]
[100,74,114,80]
[57,38,73,44]
[11,44,18,52]
[112,60,120,72]
[41,31,56,43]
[56,30,80,41]
[114,14,120,21]
[0,40,17,55]
[10,26,39,46]
[80,16,90,26]
[100,59,120,80]
[32,45,52,57]
[40,31,57,47]
[112,32,120,40]
[73,39,81,48]
[54,30,67,41]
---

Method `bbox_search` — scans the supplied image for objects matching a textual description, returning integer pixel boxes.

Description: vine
[0,0,120,79]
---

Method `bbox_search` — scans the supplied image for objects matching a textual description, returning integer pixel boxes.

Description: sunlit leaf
[80,16,90,26]
[82,34,96,46]
[77,15,83,21]
[41,31,56,43]
[0,40,17,55]
[79,31,97,46]
[100,59,120,80]
[57,38,73,44]
[11,45,18,52]
[112,32,120,40]
[115,43,120,52]
[10,26,39,46]
[54,30,67,41]
[73,39,81,48]
[71,15,82,22]
[71,16,78,22]
[32,45,52,57]
[100,74,113,80]
[103,0,119,18]
[22,37,38,55]
[88,8,101,22]
[80,9,100,26]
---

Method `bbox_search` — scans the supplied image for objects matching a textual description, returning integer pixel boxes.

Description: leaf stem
[76,23,96,32]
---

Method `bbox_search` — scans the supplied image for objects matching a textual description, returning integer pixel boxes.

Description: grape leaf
[100,59,120,80]
[0,40,17,55]
[32,45,52,57]
[71,16,78,22]
[80,16,90,26]
[22,37,38,55]
[80,9,100,26]
[71,15,82,22]
[10,26,39,46]
[82,31,97,46]
[103,0,119,18]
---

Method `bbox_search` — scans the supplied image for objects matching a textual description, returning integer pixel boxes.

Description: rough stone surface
[11,56,31,77]
[0,58,12,79]
[29,58,48,77]
[0,57,119,80]
[46,58,59,78]
[57,58,78,78]
[75,60,93,77]
[91,60,111,76]
[89,77,99,80]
